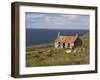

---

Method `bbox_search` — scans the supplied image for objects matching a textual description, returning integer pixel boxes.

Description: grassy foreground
[26,33,89,67]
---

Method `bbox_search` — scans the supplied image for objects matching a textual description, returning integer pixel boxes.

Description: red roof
[55,36,76,43]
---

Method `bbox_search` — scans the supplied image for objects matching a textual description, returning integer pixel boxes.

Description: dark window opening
[63,43,65,48]
[58,42,60,48]
[68,43,70,48]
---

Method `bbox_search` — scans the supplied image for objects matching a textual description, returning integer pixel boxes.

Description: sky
[25,12,89,30]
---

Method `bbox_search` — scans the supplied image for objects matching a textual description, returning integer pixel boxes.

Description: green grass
[26,33,89,67]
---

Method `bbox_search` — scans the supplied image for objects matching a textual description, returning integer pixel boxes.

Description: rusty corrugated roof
[55,36,76,43]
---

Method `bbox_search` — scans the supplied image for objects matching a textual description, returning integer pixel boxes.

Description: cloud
[26,12,89,30]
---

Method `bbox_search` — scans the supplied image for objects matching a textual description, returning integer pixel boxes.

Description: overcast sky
[25,12,89,30]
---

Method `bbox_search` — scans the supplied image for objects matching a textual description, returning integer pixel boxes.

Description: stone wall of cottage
[54,42,75,49]
[54,42,58,48]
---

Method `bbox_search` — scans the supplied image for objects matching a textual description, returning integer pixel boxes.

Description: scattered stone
[73,49,77,53]
[65,50,72,53]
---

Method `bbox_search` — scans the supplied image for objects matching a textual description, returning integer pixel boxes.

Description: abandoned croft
[54,32,82,49]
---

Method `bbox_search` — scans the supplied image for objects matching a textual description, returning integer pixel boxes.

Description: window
[68,43,70,48]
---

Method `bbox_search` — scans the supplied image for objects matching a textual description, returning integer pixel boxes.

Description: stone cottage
[54,32,82,49]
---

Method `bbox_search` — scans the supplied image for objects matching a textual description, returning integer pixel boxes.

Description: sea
[26,29,89,47]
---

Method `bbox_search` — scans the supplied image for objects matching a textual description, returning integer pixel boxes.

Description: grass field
[26,33,89,67]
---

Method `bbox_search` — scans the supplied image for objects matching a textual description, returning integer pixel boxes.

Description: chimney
[75,33,79,38]
[58,32,60,37]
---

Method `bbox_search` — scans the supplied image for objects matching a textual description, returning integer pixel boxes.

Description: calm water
[26,29,89,47]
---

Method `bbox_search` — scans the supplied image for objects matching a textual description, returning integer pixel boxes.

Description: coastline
[26,43,54,50]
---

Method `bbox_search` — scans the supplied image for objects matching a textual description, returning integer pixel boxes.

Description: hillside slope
[26,33,89,67]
